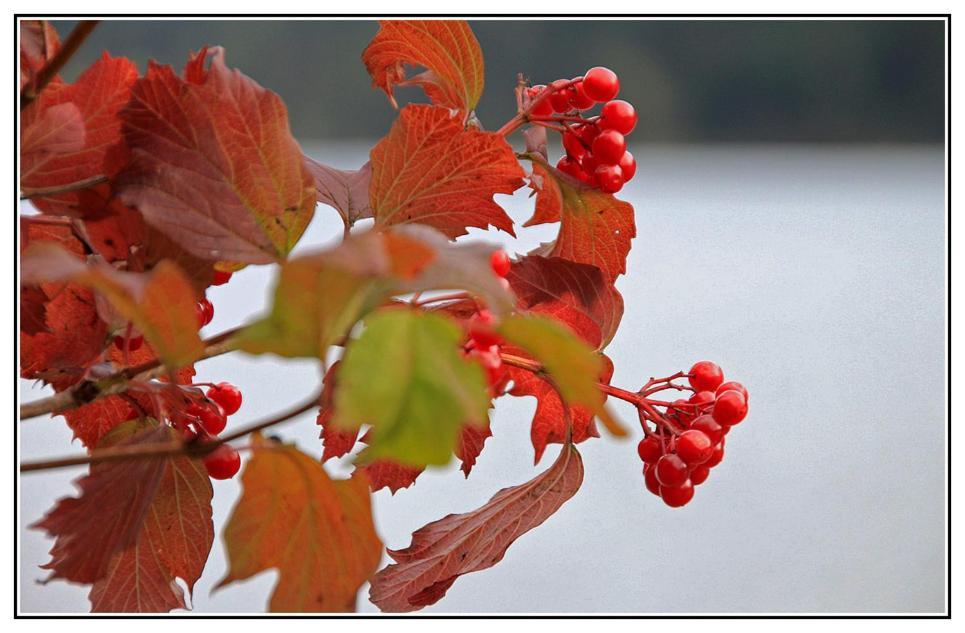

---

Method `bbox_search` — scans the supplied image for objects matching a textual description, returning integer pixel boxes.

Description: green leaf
[332,309,490,467]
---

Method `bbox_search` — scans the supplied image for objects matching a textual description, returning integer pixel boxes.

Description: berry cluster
[636,361,749,508]
[460,250,513,395]
[526,67,638,193]
[171,381,244,480]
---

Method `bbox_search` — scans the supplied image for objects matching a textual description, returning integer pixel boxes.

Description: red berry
[637,436,662,464]
[713,390,748,426]
[706,440,725,467]
[562,131,587,160]
[582,66,620,102]
[676,429,714,466]
[688,361,724,392]
[207,382,243,416]
[194,403,227,435]
[618,151,637,181]
[549,79,571,112]
[113,334,143,352]
[691,414,725,445]
[660,480,695,507]
[643,464,661,496]
[655,453,689,488]
[688,390,716,411]
[203,445,241,480]
[690,465,710,486]
[490,250,511,278]
[557,155,583,179]
[594,164,624,193]
[568,79,595,110]
[671,398,696,423]
[529,85,553,117]
[469,310,501,348]
[716,381,748,401]
[580,152,599,174]
[591,129,627,166]
[600,100,638,135]
[196,298,214,327]
[470,344,504,393]
[578,122,601,146]
[212,270,233,286]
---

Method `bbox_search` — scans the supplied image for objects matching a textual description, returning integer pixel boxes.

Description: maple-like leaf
[305,156,373,232]
[20,20,60,90]
[527,162,636,283]
[216,435,383,612]
[361,459,425,495]
[508,255,624,350]
[115,47,315,264]
[369,444,584,612]
[21,244,203,368]
[20,53,138,213]
[362,20,485,112]
[369,104,525,238]
[32,420,213,612]
[333,309,490,467]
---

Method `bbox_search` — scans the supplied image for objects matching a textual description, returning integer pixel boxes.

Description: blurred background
[20,18,947,615]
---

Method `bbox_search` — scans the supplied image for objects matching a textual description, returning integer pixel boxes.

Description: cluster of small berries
[527,67,638,193]
[461,250,513,395]
[171,381,244,480]
[638,361,749,508]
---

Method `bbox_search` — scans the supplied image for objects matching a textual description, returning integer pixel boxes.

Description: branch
[20,175,108,199]
[19,326,243,420]
[20,20,100,110]
[20,391,321,473]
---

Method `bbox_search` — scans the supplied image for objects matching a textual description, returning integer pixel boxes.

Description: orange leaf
[362,20,485,112]
[369,444,584,612]
[115,47,315,264]
[216,435,383,612]
[369,104,524,238]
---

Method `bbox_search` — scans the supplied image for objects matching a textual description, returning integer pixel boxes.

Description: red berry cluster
[527,67,638,193]
[167,381,244,480]
[637,361,749,508]
[460,250,514,395]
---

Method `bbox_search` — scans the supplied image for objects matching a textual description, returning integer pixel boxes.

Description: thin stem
[20,21,99,110]
[20,175,108,200]
[20,391,321,473]
[496,77,581,138]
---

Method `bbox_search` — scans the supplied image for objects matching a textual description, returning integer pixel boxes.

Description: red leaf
[20,53,138,213]
[369,104,524,239]
[361,459,425,495]
[369,444,584,612]
[20,286,49,336]
[32,421,213,613]
[305,156,373,232]
[20,20,60,90]
[115,47,315,264]
[362,20,485,112]
[507,255,624,350]
[455,420,492,477]
[317,362,360,462]
[527,162,636,283]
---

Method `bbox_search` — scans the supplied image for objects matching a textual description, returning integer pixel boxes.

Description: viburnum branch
[20,20,100,110]
[18,326,244,421]
[496,77,582,137]
[19,390,321,473]
[20,175,109,199]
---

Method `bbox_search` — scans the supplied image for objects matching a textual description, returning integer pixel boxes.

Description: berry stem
[497,77,582,138]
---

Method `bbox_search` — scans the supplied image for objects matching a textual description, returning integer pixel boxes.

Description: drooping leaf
[508,255,624,350]
[333,309,490,467]
[21,244,203,367]
[240,226,514,358]
[305,156,373,231]
[32,420,214,613]
[362,20,485,112]
[216,435,383,613]
[115,47,315,264]
[527,162,636,283]
[369,444,584,612]
[21,53,138,213]
[20,20,60,90]
[369,104,524,238]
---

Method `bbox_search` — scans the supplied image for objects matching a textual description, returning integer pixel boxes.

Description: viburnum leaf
[527,161,636,283]
[115,47,315,264]
[362,20,485,112]
[369,104,525,238]
[369,443,584,612]
[216,434,383,612]
[332,309,490,467]
[21,244,203,367]
[20,53,138,213]
[317,362,360,462]
[305,156,373,232]
[240,226,514,358]
[32,420,213,613]
[20,20,60,90]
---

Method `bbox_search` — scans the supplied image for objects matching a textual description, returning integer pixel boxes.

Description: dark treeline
[51,19,944,143]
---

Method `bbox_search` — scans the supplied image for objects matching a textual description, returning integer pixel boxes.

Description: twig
[20,20,100,110]
[20,175,108,199]
[20,392,321,473]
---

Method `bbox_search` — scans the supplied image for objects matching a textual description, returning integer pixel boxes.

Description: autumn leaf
[369,104,525,238]
[333,309,491,467]
[305,156,373,232]
[362,20,485,112]
[115,47,315,264]
[527,161,636,283]
[369,444,584,612]
[21,244,203,368]
[20,20,60,90]
[216,435,383,612]
[20,53,138,213]
[32,420,213,612]
[360,458,425,495]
